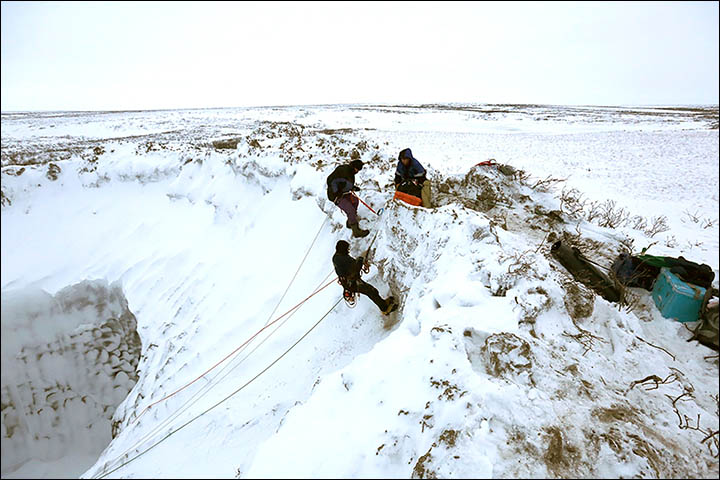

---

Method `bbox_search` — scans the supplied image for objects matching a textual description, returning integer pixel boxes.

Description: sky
[1,1,718,111]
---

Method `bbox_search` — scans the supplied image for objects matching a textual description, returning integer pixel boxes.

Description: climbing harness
[337,276,357,308]
[343,288,357,307]
[339,230,380,308]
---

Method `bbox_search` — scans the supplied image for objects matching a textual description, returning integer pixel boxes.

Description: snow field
[1,104,717,479]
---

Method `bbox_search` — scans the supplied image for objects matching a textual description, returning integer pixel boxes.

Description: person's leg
[344,193,369,236]
[355,280,387,311]
[336,194,358,225]
[421,180,432,208]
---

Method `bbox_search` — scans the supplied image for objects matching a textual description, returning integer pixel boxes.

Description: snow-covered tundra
[1,104,718,479]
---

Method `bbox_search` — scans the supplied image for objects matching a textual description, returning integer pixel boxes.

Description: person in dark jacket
[332,240,397,314]
[326,159,369,238]
[394,148,431,208]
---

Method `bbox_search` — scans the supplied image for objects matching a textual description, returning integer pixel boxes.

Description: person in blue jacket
[394,148,431,208]
[326,159,369,238]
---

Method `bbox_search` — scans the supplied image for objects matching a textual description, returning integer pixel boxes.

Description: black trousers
[345,279,387,311]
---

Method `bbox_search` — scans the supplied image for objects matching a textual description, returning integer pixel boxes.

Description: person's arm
[394,162,403,187]
[411,159,426,182]
[353,256,365,275]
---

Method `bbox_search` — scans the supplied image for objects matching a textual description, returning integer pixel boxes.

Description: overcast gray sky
[1,1,718,111]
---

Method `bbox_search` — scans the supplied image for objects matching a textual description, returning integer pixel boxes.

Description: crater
[1,279,141,479]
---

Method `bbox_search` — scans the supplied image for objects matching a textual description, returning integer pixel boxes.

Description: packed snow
[1,104,718,479]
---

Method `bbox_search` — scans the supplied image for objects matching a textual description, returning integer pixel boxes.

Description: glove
[352,186,360,192]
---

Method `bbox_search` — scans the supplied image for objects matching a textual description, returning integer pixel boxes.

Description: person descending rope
[394,148,432,208]
[326,159,369,238]
[332,240,397,314]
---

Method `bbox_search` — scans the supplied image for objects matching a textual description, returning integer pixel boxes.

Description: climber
[326,159,369,238]
[394,148,431,208]
[332,240,397,314]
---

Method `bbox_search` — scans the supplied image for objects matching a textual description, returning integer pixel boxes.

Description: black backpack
[610,253,660,291]
[326,165,354,203]
[397,180,422,200]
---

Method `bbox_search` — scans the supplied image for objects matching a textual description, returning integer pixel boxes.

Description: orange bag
[393,190,422,206]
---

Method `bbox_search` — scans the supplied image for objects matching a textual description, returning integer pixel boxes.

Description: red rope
[132,276,338,424]
[351,192,378,215]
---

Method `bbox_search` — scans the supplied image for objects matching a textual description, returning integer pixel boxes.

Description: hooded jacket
[394,148,427,186]
[326,160,363,202]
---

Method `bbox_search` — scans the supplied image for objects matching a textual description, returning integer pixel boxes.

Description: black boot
[350,222,369,238]
[382,296,398,315]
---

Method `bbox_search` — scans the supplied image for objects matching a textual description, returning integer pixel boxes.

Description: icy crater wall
[1,279,141,476]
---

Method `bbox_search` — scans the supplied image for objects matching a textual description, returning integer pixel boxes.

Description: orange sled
[393,190,422,206]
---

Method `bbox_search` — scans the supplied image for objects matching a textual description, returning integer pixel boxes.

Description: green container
[651,267,706,323]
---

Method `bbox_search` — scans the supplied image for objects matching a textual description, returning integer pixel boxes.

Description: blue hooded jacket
[394,148,426,186]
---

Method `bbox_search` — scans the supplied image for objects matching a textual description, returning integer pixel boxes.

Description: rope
[216,271,336,382]
[94,297,343,479]
[94,214,336,476]
[351,192,378,215]
[130,277,334,426]
[129,216,329,426]
[113,274,337,462]
[363,230,381,260]
[263,216,329,327]
[111,271,336,467]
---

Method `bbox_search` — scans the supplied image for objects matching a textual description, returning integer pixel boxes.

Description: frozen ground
[1,104,718,479]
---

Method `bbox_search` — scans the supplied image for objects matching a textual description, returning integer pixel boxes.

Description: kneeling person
[395,148,431,208]
[332,240,397,315]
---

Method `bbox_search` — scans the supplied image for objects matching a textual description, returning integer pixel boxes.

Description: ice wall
[1,280,141,477]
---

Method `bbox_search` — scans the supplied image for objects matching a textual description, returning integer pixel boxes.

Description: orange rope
[351,191,378,215]
[131,276,338,425]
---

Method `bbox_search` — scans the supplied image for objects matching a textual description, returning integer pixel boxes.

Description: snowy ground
[1,104,718,479]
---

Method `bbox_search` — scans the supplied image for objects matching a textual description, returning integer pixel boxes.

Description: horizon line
[3,102,719,115]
